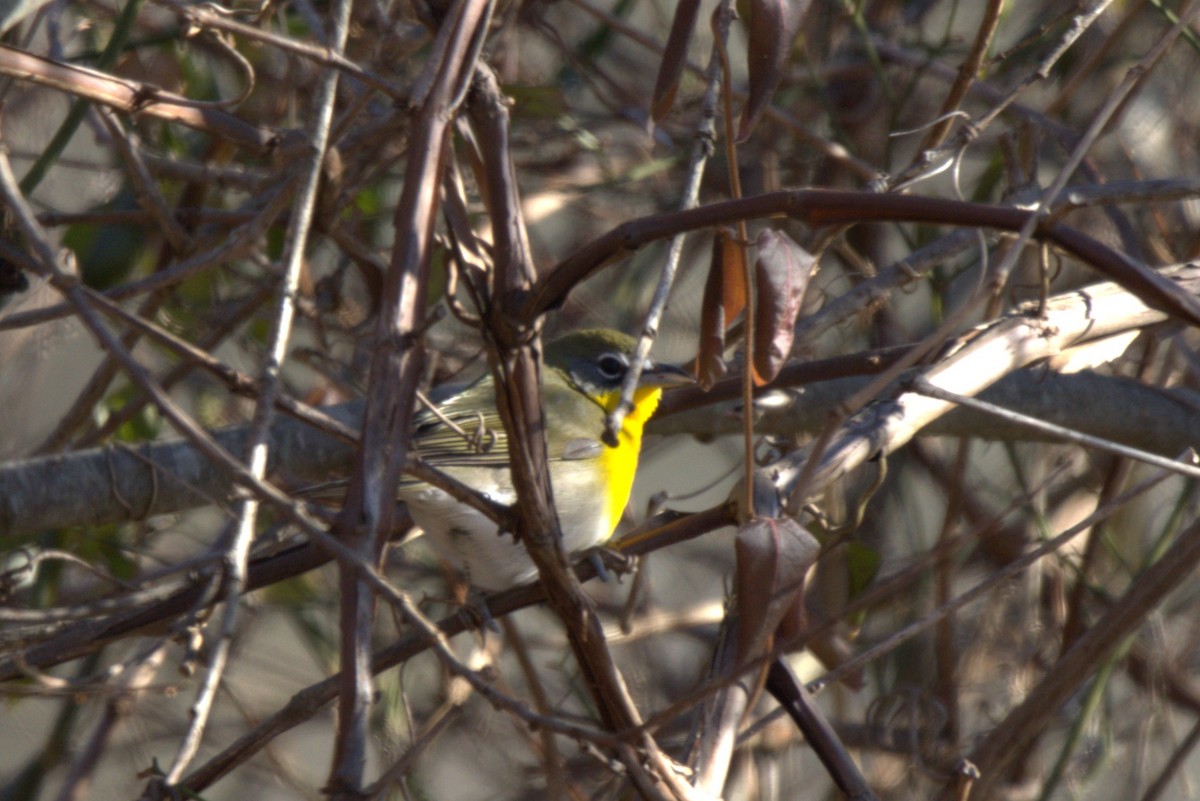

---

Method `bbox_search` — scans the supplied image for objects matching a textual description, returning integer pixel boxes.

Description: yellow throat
[597,385,663,539]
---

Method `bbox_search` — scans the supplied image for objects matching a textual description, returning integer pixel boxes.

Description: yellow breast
[597,385,663,540]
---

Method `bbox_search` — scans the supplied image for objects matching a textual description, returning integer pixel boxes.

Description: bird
[391,328,693,591]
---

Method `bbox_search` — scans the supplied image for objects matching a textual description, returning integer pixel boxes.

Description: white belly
[400,476,611,592]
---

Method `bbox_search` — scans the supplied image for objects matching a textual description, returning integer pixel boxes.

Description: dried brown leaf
[734,516,819,666]
[650,0,703,123]
[752,228,814,385]
[738,0,812,141]
[697,239,728,389]
[720,229,748,323]
[696,228,748,389]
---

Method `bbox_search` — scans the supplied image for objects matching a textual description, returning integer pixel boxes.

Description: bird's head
[545,329,694,414]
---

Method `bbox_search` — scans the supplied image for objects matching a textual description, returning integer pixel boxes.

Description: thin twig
[603,0,726,453]
[158,0,354,782]
[0,42,281,153]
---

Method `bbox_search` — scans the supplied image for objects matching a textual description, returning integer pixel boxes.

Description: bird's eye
[596,353,626,379]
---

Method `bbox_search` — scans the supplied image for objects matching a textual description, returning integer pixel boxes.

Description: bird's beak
[639,360,696,388]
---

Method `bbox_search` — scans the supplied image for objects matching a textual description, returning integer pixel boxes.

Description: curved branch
[527,190,1200,330]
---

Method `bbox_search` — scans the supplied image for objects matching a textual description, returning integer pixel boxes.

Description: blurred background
[4,1,1200,799]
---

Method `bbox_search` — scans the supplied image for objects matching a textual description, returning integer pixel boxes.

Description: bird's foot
[581,546,635,583]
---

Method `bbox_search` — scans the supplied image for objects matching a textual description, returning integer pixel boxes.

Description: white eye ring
[596,353,626,379]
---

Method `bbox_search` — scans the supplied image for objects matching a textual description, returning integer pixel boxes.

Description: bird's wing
[409,401,513,470]
[412,376,607,470]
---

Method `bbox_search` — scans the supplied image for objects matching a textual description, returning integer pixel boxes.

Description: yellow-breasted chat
[359,329,693,591]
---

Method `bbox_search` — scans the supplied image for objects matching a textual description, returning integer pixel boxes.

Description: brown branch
[324,0,494,795]
[953,515,1200,800]
[469,64,682,801]
[917,0,1005,153]
[0,43,282,153]
[527,190,1200,330]
[154,0,403,100]
[0,179,299,333]
[169,507,732,794]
